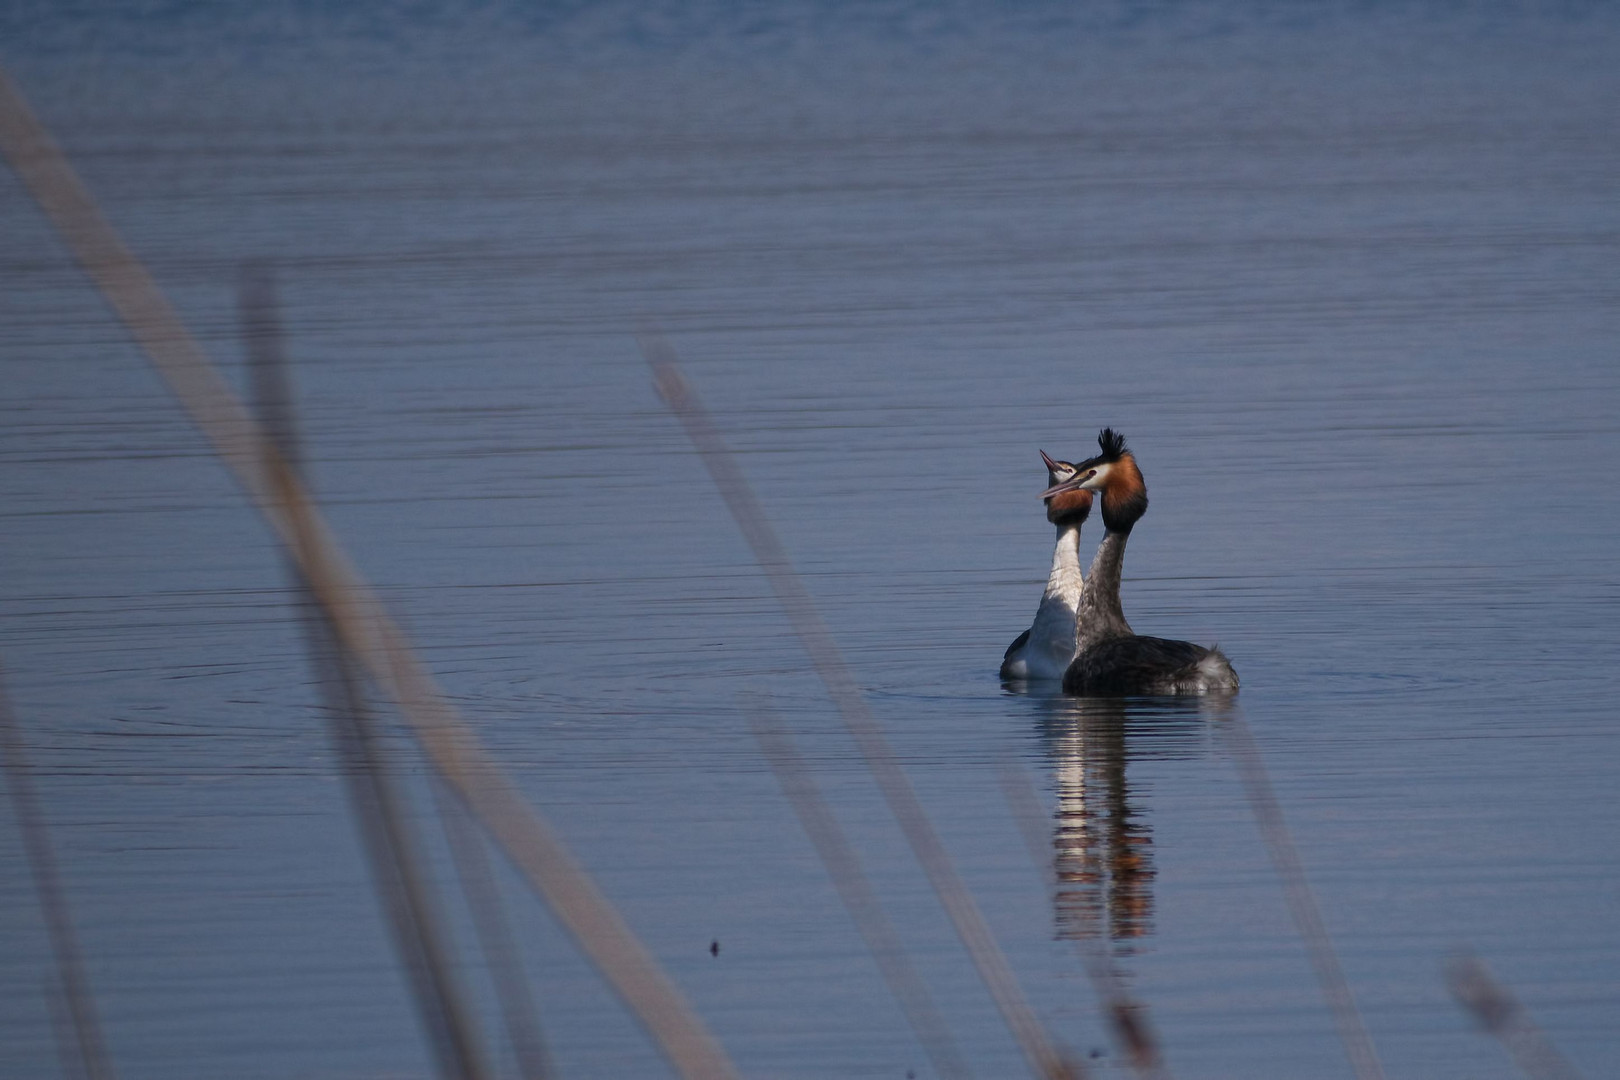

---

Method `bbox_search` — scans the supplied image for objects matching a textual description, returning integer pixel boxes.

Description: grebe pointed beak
[1039,448,1060,472]
[1040,476,1085,500]
[1041,465,1100,499]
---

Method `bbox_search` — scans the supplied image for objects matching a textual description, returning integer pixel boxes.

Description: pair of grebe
[1001,429,1238,695]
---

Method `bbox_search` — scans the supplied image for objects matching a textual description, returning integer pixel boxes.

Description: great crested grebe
[1042,429,1238,696]
[1001,451,1095,682]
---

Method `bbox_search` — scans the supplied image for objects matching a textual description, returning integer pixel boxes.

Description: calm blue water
[3,3,1619,1077]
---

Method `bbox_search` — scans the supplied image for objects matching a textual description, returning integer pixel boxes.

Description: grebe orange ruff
[1000,451,1094,682]
[1041,429,1238,696]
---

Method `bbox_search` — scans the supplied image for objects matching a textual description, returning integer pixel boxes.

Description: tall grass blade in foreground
[643,330,1084,1080]
[742,691,975,1080]
[242,263,493,1080]
[1000,764,1171,1080]
[0,68,739,1080]
[0,670,117,1080]
[1447,952,1585,1080]
[437,782,556,1080]
[1219,711,1386,1080]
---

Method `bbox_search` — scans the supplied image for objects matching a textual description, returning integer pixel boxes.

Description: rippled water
[4,3,1620,1077]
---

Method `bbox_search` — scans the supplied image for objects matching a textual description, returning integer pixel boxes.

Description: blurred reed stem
[436,779,556,1080]
[743,691,975,1080]
[1447,952,1585,1080]
[0,67,737,1080]
[242,262,493,1080]
[643,330,1083,1080]
[0,671,116,1080]
[1219,712,1385,1080]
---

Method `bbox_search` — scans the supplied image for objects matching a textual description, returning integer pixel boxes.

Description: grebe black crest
[1001,450,1094,683]
[1047,427,1149,535]
[1040,429,1237,696]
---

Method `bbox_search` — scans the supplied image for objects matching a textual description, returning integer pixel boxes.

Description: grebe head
[1040,449,1094,526]
[1040,428,1148,531]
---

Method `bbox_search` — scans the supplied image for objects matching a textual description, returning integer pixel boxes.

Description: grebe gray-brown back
[1042,429,1238,696]
[1001,451,1094,682]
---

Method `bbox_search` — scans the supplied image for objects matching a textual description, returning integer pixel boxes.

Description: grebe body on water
[1043,429,1238,696]
[1000,451,1094,682]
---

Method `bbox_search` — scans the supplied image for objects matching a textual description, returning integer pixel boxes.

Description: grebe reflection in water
[1036,695,1226,942]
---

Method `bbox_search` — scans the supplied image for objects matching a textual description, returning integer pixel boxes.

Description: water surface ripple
[3,4,1619,1078]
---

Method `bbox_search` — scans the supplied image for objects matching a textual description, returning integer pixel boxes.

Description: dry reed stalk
[742,692,974,1080]
[1218,713,1386,1080]
[642,332,1083,1080]
[436,782,556,1080]
[0,68,738,1080]
[999,765,1171,1080]
[44,973,93,1080]
[242,263,493,1080]
[0,672,117,1080]
[1447,953,1585,1080]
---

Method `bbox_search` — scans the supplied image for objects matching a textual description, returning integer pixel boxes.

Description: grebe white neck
[1003,521,1085,681]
